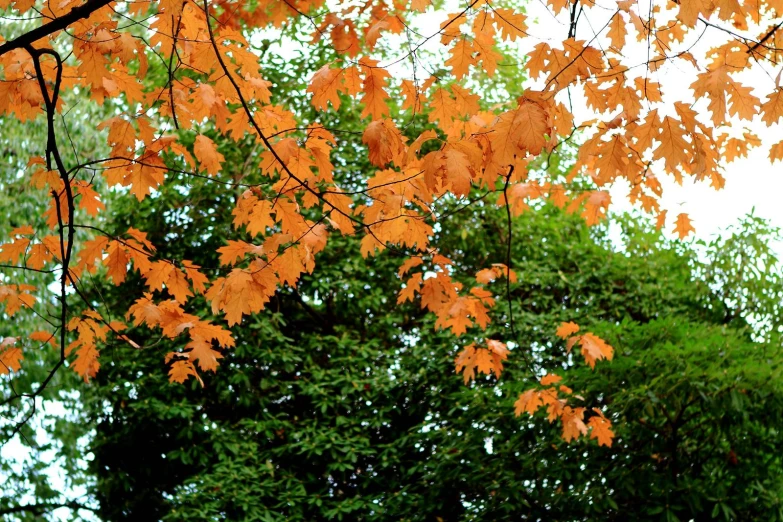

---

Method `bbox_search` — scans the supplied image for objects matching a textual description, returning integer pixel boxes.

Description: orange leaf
[588,409,615,447]
[674,212,695,239]
[556,321,580,339]
[194,135,224,176]
[0,338,23,375]
[579,333,614,369]
[514,389,544,416]
[359,58,390,120]
[770,140,783,163]
[445,38,476,79]
[540,373,562,386]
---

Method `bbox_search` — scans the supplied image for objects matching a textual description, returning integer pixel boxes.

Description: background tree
[2,0,783,419]
[75,194,783,521]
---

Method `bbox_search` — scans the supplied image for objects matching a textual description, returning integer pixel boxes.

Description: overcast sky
[527,0,783,253]
[401,0,783,253]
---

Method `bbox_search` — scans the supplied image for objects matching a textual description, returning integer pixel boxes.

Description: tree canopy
[15,192,783,521]
[2,0,783,518]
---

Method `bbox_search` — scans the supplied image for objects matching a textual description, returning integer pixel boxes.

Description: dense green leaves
[76,202,783,521]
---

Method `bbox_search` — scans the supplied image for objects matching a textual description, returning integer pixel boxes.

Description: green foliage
[77,200,783,521]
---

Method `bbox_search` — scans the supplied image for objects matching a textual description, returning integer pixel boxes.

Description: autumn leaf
[0,338,22,375]
[363,119,406,167]
[75,181,105,216]
[561,407,588,442]
[104,241,129,285]
[167,357,203,385]
[770,140,783,163]
[30,330,57,347]
[359,58,391,120]
[579,333,615,369]
[307,65,344,111]
[588,409,615,447]
[514,389,543,416]
[0,284,36,316]
[556,321,580,339]
[193,135,224,176]
[674,213,695,239]
[445,38,477,79]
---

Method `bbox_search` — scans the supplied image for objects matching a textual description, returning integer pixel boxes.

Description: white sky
[403,0,783,253]
[524,1,783,251]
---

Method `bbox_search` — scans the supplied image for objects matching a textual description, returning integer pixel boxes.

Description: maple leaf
[475,269,496,284]
[515,389,544,416]
[397,257,423,278]
[359,58,391,120]
[0,284,36,316]
[0,338,23,375]
[30,330,57,347]
[588,409,615,447]
[674,212,695,239]
[579,333,615,369]
[194,135,224,176]
[68,343,101,381]
[556,321,580,339]
[540,373,562,386]
[770,140,783,163]
[167,358,203,385]
[491,8,527,41]
[561,407,588,442]
[307,64,344,111]
[127,159,166,201]
[581,191,611,226]
[183,260,209,294]
[607,11,627,49]
[75,181,105,216]
[454,344,477,384]
[654,116,691,175]
[184,336,223,372]
[490,98,550,164]
[397,272,423,304]
[26,243,53,270]
[0,237,30,263]
[104,241,129,285]
[446,39,477,79]
[761,89,783,126]
[363,119,406,167]
[499,182,545,216]
[166,266,193,304]
[217,240,254,266]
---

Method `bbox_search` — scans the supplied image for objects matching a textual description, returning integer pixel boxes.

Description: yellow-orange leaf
[674,212,695,239]
[579,332,614,369]
[770,140,783,163]
[588,410,615,447]
[359,58,390,120]
[0,339,22,374]
[194,135,224,176]
[556,321,580,339]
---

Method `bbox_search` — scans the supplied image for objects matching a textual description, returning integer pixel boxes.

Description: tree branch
[0,0,114,57]
[0,501,96,516]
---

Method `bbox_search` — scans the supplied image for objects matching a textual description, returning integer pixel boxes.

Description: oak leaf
[588,409,615,447]
[194,135,224,176]
[674,212,695,239]
[0,339,22,375]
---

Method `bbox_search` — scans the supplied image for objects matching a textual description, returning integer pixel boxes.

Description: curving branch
[0,0,114,57]
[0,501,96,517]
